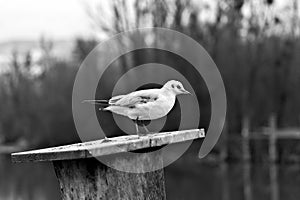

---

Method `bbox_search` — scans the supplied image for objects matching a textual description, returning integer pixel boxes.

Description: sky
[0,0,94,42]
[0,0,295,43]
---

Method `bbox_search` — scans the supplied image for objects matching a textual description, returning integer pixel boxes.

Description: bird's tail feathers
[82,100,109,105]
[82,100,109,111]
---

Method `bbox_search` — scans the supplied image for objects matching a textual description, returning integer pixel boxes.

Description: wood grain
[53,151,166,200]
[12,129,205,163]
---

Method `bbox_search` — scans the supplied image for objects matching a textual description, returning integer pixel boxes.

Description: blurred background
[1,0,300,199]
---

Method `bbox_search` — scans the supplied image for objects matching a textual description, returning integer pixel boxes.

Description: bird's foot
[137,131,155,137]
[101,137,112,143]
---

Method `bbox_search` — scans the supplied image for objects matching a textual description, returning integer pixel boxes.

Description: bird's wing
[108,95,126,104]
[110,89,160,107]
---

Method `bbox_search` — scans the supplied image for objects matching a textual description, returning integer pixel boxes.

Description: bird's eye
[177,85,181,89]
[171,84,175,88]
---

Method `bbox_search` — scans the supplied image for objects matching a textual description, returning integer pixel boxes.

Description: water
[0,155,60,200]
[1,154,300,200]
[166,161,300,200]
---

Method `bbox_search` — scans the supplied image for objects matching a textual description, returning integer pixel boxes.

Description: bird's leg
[142,124,151,134]
[134,117,140,136]
[135,122,139,135]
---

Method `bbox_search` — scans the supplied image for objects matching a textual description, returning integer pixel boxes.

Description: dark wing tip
[82,100,109,105]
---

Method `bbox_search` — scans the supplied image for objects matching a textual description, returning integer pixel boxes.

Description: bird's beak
[181,89,191,95]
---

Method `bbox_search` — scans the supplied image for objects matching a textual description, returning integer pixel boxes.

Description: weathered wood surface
[53,151,166,200]
[12,129,205,200]
[12,129,205,163]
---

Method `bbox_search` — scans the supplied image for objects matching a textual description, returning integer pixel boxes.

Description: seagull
[83,80,191,136]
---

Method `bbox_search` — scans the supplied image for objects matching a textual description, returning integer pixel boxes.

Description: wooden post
[269,114,277,162]
[11,129,205,200]
[242,116,250,162]
[269,163,279,200]
[220,161,229,200]
[220,121,228,162]
[220,121,229,200]
[53,152,165,200]
[268,114,279,200]
[242,117,252,200]
[243,162,252,200]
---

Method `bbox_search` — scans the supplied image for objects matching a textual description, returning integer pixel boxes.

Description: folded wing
[110,90,159,108]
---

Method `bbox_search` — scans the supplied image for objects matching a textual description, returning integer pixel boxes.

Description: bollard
[12,129,205,200]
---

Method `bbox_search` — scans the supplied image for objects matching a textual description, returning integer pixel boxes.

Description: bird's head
[163,80,191,95]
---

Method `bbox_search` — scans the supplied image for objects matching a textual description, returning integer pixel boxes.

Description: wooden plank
[12,129,205,163]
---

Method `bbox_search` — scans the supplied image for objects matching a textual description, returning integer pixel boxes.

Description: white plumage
[84,80,191,135]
